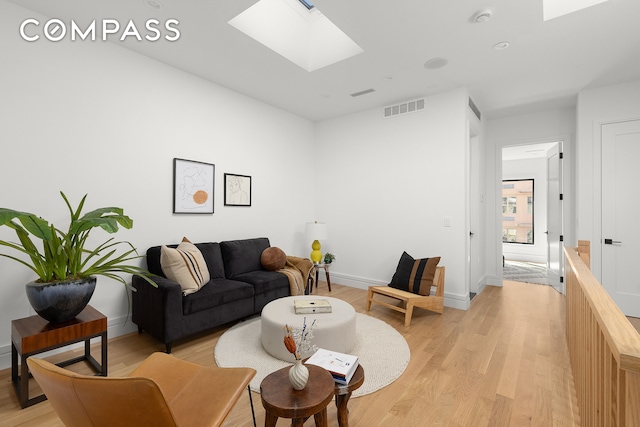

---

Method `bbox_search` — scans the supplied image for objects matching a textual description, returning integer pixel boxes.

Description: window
[543,0,609,21]
[228,0,363,72]
[503,228,517,242]
[298,0,315,9]
[502,179,534,244]
[502,197,517,214]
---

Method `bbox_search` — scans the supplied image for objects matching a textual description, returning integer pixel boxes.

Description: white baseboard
[485,274,503,287]
[446,293,471,310]
[0,343,11,373]
[0,314,137,372]
[476,281,487,294]
[503,254,547,264]
[328,272,386,290]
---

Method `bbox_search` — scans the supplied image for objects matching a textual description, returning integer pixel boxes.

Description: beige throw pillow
[160,237,210,295]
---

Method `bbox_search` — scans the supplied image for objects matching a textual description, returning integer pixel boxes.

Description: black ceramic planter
[25,277,97,323]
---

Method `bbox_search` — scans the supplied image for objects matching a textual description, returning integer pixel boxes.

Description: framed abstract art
[173,158,215,214]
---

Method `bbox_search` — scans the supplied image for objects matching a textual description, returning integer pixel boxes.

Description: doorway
[501,141,562,290]
[601,119,640,317]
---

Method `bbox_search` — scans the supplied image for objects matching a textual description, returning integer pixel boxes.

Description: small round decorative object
[261,247,287,271]
[288,359,309,390]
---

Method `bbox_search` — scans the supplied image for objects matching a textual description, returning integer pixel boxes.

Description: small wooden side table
[334,364,365,427]
[260,364,335,427]
[312,263,332,293]
[11,305,108,408]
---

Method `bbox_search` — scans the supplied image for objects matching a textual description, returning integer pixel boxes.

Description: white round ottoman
[261,296,356,361]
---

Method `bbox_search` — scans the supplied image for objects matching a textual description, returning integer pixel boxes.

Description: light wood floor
[0,280,581,426]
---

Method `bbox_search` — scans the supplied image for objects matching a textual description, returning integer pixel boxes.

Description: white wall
[0,1,315,369]
[502,157,548,263]
[314,88,472,310]
[485,108,575,285]
[576,80,640,280]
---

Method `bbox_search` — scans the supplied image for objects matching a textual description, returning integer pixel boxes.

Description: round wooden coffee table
[334,364,365,427]
[260,364,335,427]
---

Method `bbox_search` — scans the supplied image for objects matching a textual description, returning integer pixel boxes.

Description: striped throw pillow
[160,237,210,295]
[389,252,440,296]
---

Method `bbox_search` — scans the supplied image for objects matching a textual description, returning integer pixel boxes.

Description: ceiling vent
[350,88,375,97]
[383,98,425,118]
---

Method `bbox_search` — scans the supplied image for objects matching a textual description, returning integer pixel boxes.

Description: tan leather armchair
[27,352,256,427]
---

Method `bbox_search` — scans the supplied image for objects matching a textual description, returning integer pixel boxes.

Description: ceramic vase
[289,359,309,390]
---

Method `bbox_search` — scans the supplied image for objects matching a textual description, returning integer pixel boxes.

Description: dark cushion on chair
[389,252,440,296]
[220,238,271,278]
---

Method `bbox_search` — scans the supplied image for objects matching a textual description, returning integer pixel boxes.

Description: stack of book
[305,348,359,385]
[294,299,332,314]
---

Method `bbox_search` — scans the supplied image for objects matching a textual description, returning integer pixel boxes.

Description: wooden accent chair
[27,352,256,427]
[366,266,445,326]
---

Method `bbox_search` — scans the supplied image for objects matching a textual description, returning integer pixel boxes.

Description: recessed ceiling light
[424,57,448,70]
[472,9,493,24]
[493,41,510,50]
[144,0,163,9]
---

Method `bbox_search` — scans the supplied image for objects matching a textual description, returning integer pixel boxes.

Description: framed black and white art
[224,173,251,207]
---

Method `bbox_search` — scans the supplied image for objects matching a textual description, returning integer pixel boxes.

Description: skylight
[298,0,314,10]
[543,0,609,21]
[228,0,363,72]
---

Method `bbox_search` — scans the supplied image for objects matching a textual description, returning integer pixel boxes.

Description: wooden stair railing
[565,241,640,426]
[576,239,591,268]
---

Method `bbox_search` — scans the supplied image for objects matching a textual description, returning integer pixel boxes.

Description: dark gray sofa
[132,237,290,353]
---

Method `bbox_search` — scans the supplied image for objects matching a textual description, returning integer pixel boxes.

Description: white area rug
[214,313,410,397]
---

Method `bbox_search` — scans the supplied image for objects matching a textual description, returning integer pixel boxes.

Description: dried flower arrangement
[283,317,317,360]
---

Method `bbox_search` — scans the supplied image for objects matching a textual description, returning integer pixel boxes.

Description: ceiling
[502,142,558,161]
[9,0,640,122]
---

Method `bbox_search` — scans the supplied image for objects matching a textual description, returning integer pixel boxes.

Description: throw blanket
[280,256,313,295]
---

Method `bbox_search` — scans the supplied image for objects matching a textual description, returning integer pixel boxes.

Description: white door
[468,134,481,296]
[602,119,640,317]
[546,142,563,293]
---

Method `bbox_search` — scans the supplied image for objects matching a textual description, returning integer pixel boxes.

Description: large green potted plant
[0,191,156,323]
